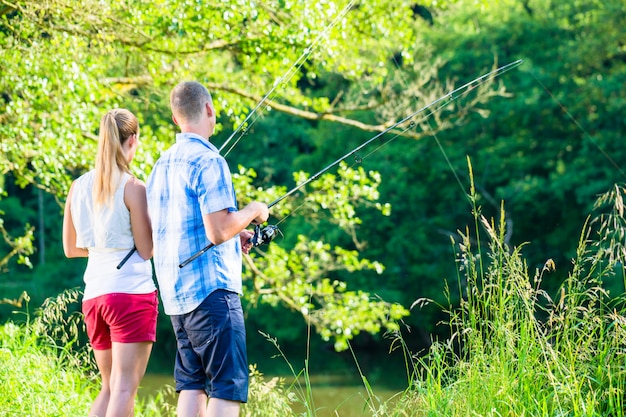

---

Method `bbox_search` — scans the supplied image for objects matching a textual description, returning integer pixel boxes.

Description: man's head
[170,81,216,137]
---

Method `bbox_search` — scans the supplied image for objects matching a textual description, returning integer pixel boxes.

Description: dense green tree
[1,0,623,361]
[355,0,626,337]
[237,0,626,346]
[1,0,508,353]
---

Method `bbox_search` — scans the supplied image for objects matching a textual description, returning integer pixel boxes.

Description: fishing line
[428,118,469,200]
[528,70,626,180]
[272,58,522,265]
[219,0,357,158]
[386,49,520,201]
[272,199,308,227]
[179,60,523,268]
[347,83,494,173]
[343,62,521,200]
[267,60,522,209]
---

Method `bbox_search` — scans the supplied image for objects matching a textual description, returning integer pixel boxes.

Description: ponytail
[93,109,138,207]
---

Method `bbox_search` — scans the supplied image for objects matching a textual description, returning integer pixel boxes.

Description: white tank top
[71,170,134,249]
[71,170,156,300]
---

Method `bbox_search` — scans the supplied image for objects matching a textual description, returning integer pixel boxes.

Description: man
[147,81,269,417]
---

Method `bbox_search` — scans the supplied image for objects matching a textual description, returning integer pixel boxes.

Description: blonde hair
[93,108,138,207]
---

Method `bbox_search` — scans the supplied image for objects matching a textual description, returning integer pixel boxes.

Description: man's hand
[248,201,270,225]
[240,229,255,254]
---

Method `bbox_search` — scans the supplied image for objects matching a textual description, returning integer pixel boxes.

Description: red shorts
[83,291,158,350]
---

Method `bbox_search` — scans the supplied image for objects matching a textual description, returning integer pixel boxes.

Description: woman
[62,108,157,417]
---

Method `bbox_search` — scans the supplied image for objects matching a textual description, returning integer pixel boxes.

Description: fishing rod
[219,0,356,158]
[178,216,280,268]
[116,3,356,270]
[178,59,524,268]
[264,59,524,210]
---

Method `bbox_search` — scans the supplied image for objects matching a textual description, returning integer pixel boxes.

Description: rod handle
[116,247,136,269]
[179,243,215,268]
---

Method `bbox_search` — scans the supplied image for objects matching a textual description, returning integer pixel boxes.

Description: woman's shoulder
[124,175,148,207]
[125,175,146,189]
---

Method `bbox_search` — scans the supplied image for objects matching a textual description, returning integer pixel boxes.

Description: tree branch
[99,74,501,143]
[205,81,428,140]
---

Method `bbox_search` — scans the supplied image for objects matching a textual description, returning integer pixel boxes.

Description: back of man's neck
[179,126,209,141]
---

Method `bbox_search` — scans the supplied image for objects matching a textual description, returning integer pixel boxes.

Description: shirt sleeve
[195,155,237,215]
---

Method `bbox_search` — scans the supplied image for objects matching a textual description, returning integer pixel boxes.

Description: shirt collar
[176,132,219,153]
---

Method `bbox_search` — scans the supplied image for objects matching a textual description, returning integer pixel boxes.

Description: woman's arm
[62,181,89,258]
[124,176,153,260]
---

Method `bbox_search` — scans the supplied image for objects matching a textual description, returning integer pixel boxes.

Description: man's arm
[202,201,269,245]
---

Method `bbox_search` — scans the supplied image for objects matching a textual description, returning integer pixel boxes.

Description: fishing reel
[249,224,281,247]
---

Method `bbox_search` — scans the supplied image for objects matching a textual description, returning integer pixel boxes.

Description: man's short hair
[170,81,213,124]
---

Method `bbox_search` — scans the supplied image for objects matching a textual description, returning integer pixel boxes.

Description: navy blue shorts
[170,289,248,402]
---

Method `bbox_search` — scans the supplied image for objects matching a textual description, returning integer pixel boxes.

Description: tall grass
[392,173,626,416]
[0,289,95,416]
[2,178,625,416]
[0,290,293,416]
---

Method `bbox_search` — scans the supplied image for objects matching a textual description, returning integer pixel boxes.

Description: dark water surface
[139,347,411,416]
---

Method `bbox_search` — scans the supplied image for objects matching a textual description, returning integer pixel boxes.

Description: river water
[139,337,413,416]
[139,343,412,416]
[139,372,405,417]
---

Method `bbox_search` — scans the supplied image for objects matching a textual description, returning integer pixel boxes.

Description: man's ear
[205,101,214,118]
[172,114,180,126]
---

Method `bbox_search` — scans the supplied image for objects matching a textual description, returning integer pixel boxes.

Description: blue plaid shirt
[147,133,242,315]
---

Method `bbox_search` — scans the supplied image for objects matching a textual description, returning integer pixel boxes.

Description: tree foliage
[1,0,624,358]
[0,0,483,351]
